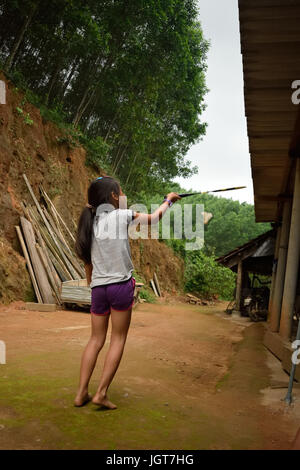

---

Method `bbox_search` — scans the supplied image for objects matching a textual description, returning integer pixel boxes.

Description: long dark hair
[75,176,121,264]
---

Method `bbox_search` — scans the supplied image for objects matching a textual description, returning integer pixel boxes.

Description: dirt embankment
[0,72,184,303]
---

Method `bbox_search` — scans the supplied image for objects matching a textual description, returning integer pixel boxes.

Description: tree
[0,0,208,192]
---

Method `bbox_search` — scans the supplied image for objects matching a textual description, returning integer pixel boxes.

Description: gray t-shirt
[90,204,135,288]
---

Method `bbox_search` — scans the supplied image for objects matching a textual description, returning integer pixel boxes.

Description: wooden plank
[42,206,72,254]
[150,279,159,297]
[38,224,73,281]
[48,251,69,282]
[153,272,161,297]
[15,225,43,304]
[23,202,73,282]
[20,217,55,304]
[26,302,57,312]
[186,293,200,300]
[35,229,61,290]
[23,175,80,280]
[24,204,71,281]
[63,279,89,287]
[36,243,61,304]
[61,281,91,305]
[40,185,76,243]
[42,207,84,277]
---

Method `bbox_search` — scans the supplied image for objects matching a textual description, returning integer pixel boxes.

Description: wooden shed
[217,230,276,317]
[238,0,300,374]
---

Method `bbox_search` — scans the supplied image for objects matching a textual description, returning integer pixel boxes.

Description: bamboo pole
[36,243,61,304]
[36,229,61,290]
[15,225,43,303]
[23,174,80,279]
[153,272,161,297]
[20,217,55,304]
[150,279,159,297]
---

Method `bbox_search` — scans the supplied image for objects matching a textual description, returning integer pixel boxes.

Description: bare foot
[92,393,117,410]
[74,392,91,407]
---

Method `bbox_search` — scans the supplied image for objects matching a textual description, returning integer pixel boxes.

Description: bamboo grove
[0,0,209,194]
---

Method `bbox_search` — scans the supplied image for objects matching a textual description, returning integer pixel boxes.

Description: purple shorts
[91,277,136,316]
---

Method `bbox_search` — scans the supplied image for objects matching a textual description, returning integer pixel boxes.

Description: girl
[74,175,181,409]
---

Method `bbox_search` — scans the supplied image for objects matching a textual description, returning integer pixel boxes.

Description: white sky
[174,0,254,205]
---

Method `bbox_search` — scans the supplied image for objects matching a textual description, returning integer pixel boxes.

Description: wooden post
[268,225,281,319]
[20,217,55,304]
[15,225,43,304]
[279,159,300,340]
[153,272,161,297]
[269,201,292,332]
[150,279,159,297]
[235,258,243,313]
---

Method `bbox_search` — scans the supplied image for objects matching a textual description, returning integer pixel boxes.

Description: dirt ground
[0,299,299,450]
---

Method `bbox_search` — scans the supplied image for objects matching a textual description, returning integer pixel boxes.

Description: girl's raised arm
[133,192,181,225]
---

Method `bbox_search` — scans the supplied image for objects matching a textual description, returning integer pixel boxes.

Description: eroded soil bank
[0,72,184,303]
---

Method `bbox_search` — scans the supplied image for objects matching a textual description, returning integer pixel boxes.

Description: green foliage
[130,184,270,300]
[0,0,208,193]
[193,193,271,257]
[139,288,157,303]
[0,1,268,301]
[132,270,156,303]
[39,103,69,128]
[80,135,112,172]
[15,105,33,125]
[24,285,36,303]
[23,113,33,125]
[184,250,236,300]
[130,186,270,259]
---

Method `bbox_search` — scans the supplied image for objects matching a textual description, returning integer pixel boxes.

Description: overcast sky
[174,0,254,205]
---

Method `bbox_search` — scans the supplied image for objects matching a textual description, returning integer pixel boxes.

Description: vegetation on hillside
[136,188,271,299]
[0,0,208,194]
[0,0,270,301]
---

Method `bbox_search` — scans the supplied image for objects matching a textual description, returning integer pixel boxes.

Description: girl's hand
[166,192,181,203]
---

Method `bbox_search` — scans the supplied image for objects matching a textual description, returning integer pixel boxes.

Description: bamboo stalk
[41,206,84,277]
[20,217,55,304]
[36,229,61,291]
[48,251,69,282]
[36,243,61,304]
[42,206,72,254]
[23,174,79,278]
[150,279,159,297]
[153,272,161,297]
[38,225,73,281]
[15,225,43,303]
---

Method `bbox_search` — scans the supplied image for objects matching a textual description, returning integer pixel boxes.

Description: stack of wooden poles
[150,273,161,297]
[15,174,85,305]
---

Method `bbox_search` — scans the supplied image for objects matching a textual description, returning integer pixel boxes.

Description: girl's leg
[74,313,109,406]
[92,307,132,409]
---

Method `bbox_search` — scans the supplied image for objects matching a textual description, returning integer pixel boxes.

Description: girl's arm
[133,192,181,225]
[85,263,93,285]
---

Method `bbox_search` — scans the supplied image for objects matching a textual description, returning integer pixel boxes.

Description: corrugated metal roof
[216,229,276,268]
